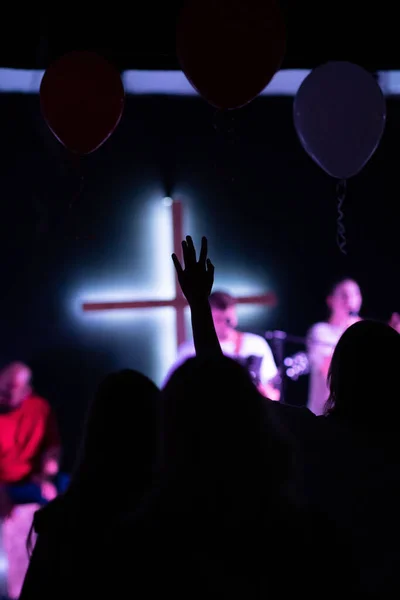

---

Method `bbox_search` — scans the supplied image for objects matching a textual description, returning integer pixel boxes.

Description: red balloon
[40,51,125,154]
[176,0,286,110]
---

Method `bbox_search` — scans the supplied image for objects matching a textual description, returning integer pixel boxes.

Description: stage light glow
[69,198,176,384]
[0,67,398,97]
[0,553,7,574]
[69,198,277,384]
[71,199,175,311]
[0,68,44,93]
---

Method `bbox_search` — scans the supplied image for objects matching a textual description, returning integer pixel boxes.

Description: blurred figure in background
[307,278,400,415]
[0,362,61,600]
[165,290,280,400]
[307,279,362,415]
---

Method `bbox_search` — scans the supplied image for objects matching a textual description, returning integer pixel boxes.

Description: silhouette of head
[30,369,160,543]
[326,320,400,430]
[70,369,160,499]
[162,355,293,512]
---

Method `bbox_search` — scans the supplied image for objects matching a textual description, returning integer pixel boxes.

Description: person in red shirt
[0,362,62,599]
[0,362,61,514]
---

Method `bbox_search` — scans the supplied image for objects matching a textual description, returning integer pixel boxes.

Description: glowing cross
[82,200,277,349]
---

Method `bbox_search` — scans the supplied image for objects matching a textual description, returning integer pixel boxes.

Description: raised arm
[172,236,222,359]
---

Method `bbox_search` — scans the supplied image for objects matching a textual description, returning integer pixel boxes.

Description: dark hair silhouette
[68,369,160,500]
[161,355,294,520]
[33,370,159,530]
[326,320,400,431]
[209,291,236,311]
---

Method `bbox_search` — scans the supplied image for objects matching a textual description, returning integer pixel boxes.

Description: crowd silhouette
[0,235,398,598]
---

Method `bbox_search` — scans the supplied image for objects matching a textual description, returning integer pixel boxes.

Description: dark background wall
[0,92,398,469]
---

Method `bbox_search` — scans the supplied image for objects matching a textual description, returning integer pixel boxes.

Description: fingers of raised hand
[207,258,215,287]
[172,253,183,276]
[198,236,208,266]
[183,235,197,266]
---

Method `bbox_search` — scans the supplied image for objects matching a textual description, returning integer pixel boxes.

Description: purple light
[0,67,395,97]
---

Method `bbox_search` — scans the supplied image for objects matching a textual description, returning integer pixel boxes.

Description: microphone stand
[265,330,307,404]
[265,331,307,345]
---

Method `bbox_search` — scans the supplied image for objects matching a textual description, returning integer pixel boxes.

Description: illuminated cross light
[70,197,178,384]
[75,199,276,384]
[82,200,187,349]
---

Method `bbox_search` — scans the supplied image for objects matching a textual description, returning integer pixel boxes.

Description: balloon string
[336,178,347,255]
[69,173,85,210]
[66,155,86,240]
[213,109,236,142]
[213,109,236,183]
[69,155,85,210]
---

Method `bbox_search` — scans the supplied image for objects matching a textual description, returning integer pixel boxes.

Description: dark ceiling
[1,4,397,71]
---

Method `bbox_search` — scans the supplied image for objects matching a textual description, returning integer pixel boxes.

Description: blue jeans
[6,473,70,506]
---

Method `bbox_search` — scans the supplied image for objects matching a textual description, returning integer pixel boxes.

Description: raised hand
[172,235,214,305]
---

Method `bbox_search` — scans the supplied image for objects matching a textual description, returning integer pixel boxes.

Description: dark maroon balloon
[176,0,286,110]
[40,51,125,155]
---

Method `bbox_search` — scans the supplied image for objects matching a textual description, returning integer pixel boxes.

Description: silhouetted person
[309,320,400,594]
[95,235,350,598]
[19,369,160,600]
[161,355,295,513]
[108,353,353,598]
[326,319,400,431]
[307,279,400,415]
